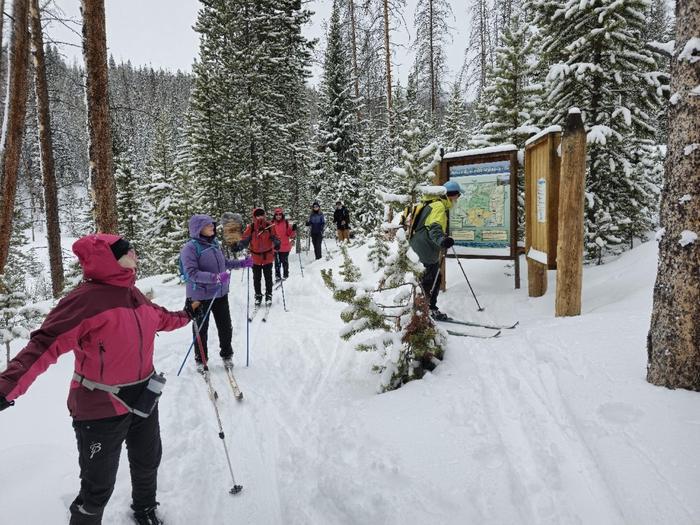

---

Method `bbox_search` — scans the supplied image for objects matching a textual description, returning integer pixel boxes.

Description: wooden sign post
[555,110,587,316]
[524,127,561,297]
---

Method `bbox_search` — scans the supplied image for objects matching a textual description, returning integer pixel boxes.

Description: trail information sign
[449,159,512,251]
[440,146,520,289]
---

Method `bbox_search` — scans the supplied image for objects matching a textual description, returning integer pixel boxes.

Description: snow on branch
[376,189,410,204]
[679,231,698,247]
[678,37,700,63]
[647,40,675,57]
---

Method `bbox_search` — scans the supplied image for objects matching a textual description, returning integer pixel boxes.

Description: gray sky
[46,0,468,85]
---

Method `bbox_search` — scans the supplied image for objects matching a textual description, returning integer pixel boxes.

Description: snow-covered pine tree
[412,0,453,123]
[470,16,542,149]
[187,0,313,216]
[141,117,187,276]
[321,228,445,392]
[114,147,141,245]
[318,0,361,215]
[440,80,472,152]
[367,224,390,271]
[532,0,667,261]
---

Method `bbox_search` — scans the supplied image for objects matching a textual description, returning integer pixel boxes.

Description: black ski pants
[421,262,441,310]
[274,251,290,279]
[253,263,273,299]
[311,233,323,259]
[193,294,233,363]
[69,407,161,525]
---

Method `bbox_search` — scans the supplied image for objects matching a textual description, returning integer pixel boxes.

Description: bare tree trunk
[383,0,392,128]
[646,0,700,390]
[81,0,117,233]
[349,0,359,104]
[429,0,436,118]
[0,0,30,276]
[30,0,63,297]
[0,0,6,76]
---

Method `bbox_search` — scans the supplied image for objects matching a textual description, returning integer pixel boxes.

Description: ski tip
[230,485,243,495]
[494,330,502,337]
[236,393,244,401]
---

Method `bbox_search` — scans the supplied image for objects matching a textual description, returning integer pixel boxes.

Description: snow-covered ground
[2,239,700,524]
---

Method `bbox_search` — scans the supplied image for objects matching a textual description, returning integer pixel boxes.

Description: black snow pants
[274,251,290,279]
[253,263,273,299]
[193,294,233,363]
[69,407,162,525]
[421,262,441,310]
[311,233,323,259]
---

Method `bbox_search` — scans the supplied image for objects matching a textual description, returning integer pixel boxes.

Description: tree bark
[81,0,117,233]
[383,0,392,128]
[429,0,436,118]
[555,110,586,317]
[0,0,6,76]
[349,0,359,104]
[646,0,700,390]
[0,0,30,276]
[30,0,64,297]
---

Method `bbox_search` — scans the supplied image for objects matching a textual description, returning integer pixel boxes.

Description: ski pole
[428,250,445,303]
[193,323,243,495]
[246,267,250,367]
[276,253,288,312]
[451,246,484,311]
[296,235,304,278]
[177,284,222,376]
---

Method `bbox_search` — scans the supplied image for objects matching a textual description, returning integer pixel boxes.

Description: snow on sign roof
[443,144,518,159]
[524,125,563,147]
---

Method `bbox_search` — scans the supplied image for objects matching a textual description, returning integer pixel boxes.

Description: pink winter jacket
[0,234,190,420]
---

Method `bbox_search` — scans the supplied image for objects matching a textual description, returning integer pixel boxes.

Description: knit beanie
[110,238,131,260]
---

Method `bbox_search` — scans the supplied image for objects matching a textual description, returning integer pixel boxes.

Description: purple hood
[189,214,215,241]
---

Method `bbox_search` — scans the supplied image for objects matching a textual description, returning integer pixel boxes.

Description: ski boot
[430,308,450,321]
[132,504,164,525]
[254,294,262,307]
[196,362,209,375]
[265,293,272,306]
[223,357,234,370]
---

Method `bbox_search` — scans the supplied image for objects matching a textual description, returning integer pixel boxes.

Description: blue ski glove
[217,272,231,285]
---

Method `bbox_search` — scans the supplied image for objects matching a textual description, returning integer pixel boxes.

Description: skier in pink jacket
[0,233,193,525]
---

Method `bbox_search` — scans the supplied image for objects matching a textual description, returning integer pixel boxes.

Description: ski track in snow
[3,241,700,524]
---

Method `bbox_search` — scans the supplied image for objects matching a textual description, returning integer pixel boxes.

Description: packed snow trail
[2,241,700,524]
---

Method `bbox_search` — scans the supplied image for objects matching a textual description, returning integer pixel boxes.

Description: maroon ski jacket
[0,234,190,420]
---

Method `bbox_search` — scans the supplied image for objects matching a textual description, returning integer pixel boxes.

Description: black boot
[254,294,262,307]
[133,504,164,525]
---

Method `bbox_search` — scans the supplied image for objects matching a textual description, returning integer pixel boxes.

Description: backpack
[178,239,211,287]
[403,202,430,240]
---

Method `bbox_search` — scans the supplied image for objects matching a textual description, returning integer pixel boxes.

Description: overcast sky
[46,0,468,86]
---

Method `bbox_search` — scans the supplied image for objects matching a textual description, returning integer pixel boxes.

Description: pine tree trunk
[81,0,117,233]
[0,0,30,277]
[646,0,700,390]
[0,0,6,75]
[30,0,64,298]
[349,0,359,104]
[383,0,392,127]
[429,0,436,118]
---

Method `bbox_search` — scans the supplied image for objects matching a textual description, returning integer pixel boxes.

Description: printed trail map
[449,160,511,249]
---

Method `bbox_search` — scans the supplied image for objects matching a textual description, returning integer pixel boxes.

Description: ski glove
[273,239,281,251]
[217,272,231,285]
[441,237,455,249]
[291,223,297,231]
[0,396,14,411]
[239,256,254,269]
[184,298,200,320]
